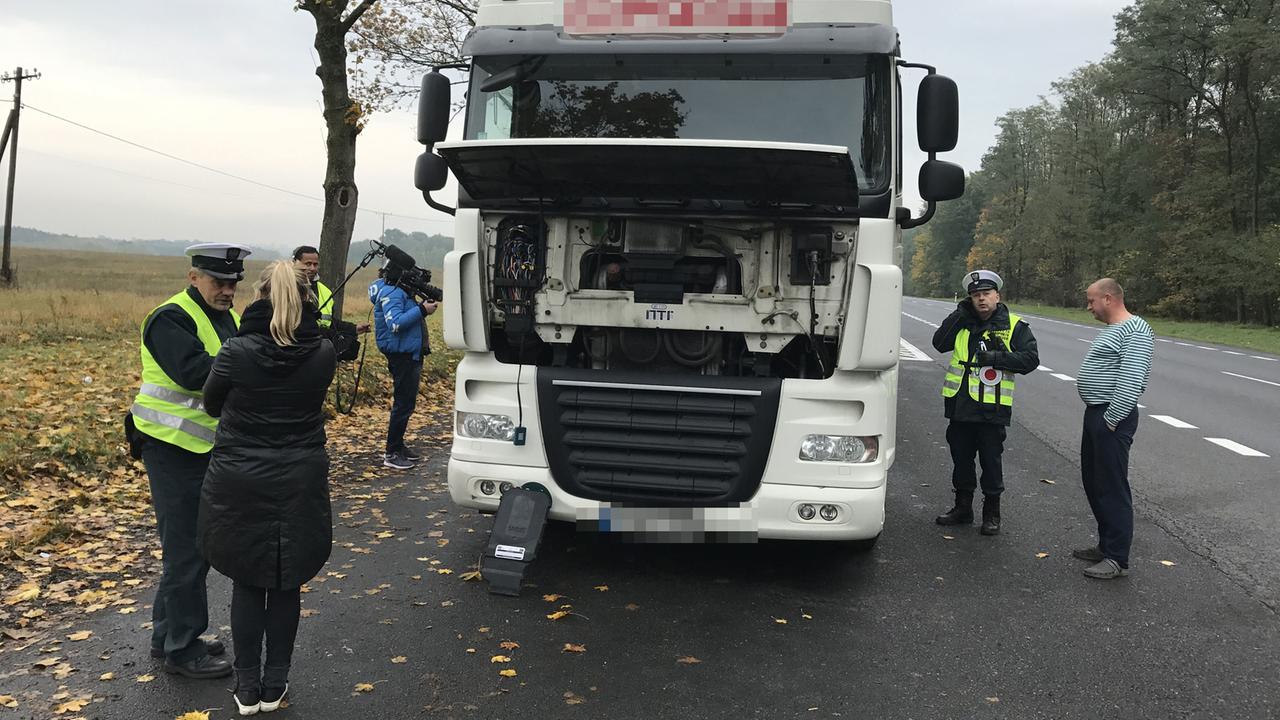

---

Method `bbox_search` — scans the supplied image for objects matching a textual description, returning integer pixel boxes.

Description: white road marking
[1223,351,1245,356]
[899,338,932,362]
[1051,373,1076,382]
[901,312,939,329]
[1175,342,1196,347]
[1077,338,1092,344]
[1195,345,1214,351]
[1037,365,1053,372]
[1251,355,1278,362]
[1205,438,1270,458]
[1157,338,1173,343]
[1150,415,1197,429]
[1137,404,1145,409]
[1222,371,1280,388]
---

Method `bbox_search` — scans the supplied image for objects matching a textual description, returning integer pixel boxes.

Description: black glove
[974,351,1000,366]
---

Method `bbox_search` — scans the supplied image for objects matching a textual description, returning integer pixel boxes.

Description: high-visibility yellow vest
[316,281,333,327]
[941,312,1022,408]
[130,290,240,453]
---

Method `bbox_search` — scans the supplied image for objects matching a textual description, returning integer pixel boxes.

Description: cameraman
[369,264,438,469]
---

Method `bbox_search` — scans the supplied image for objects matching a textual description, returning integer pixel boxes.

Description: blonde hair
[254,260,313,346]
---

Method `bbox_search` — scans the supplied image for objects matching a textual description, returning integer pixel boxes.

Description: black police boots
[980,495,1001,536]
[935,491,974,526]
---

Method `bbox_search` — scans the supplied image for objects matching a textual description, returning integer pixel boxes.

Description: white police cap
[963,269,1003,294]
[186,242,252,281]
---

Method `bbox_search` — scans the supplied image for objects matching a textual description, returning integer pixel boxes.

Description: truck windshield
[465,54,890,192]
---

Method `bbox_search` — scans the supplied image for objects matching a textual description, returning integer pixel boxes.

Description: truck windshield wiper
[480,56,547,92]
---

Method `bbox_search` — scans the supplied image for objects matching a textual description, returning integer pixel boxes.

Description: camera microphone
[383,243,417,271]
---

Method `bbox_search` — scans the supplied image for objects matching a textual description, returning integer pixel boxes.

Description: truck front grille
[537,369,781,505]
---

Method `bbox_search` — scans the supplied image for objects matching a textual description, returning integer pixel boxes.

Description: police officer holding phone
[931,270,1040,535]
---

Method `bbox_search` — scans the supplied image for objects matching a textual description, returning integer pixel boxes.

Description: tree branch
[342,0,379,32]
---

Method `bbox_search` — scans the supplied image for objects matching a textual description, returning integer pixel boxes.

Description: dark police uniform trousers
[142,438,212,663]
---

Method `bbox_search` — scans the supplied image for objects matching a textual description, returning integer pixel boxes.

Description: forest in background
[905,0,1280,325]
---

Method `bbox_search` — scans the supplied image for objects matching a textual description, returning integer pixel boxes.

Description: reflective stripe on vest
[316,281,333,327]
[131,290,238,453]
[941,312,1021,408]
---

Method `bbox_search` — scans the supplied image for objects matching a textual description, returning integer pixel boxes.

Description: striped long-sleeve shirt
[1077,315,1155,427]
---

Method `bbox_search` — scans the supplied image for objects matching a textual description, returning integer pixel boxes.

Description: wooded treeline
[906,0,1280,325]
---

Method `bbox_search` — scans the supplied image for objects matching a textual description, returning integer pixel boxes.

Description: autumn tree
[296,0,379,322]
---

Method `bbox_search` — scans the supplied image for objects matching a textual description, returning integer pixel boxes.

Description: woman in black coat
[200,259,336,715]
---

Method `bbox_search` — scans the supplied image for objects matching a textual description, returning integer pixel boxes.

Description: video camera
[380,243,444,304]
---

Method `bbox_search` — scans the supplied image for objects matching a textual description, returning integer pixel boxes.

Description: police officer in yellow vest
[129,243,249,679]
[931,270,1039,535]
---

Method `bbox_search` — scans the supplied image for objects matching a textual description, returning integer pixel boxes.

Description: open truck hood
[434,139,860,207]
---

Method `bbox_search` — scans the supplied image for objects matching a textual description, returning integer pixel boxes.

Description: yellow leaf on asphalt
[499,641,520,651]
[100,672,114,680]
[546,610,569,621]
[375,531,394,539]
[52,697,90,714]
[491,655,512,663]
[136,674,155,683]
[564,691,586,705]
[542,594,563,602]
[1040,479,1056,485]
[1035,552,1050,559]
[119,607,138,614]
[68,630,93,641]
[986,697,1000,704]
[460,571,482,582]
[354,683,374,693]
[593,585,609,592]
[175,712,211,720]
[498,668,517,677]
[802,613,813,620]
[5,583,40,605]
[774,618,788,625]
[436,568,453,575]
[0,695,16,708]
[1160,560,1176,567]
[624,603,639,611]
[942,535,955,540]
[676,656,701,664]
[391,656,407,664]
[563,643,587,653]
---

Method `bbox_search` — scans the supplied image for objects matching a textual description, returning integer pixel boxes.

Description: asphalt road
[3,319,1279,719]
[901,296,1280,611]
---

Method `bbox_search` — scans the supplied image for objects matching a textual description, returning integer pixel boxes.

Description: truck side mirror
[919,160,965,202]
[917,75,958,153]
[417,70,451,146]
[414,151,448,192]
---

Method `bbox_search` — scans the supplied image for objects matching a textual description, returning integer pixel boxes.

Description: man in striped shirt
[1074,278,1154,579]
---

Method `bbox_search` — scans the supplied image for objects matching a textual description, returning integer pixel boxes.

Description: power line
[20,102,451,225]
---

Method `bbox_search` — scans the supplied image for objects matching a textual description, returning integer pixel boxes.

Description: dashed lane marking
[1077,338,1091,344]
[1205,438,1270,458]
[1051,373,1076,382]
[899,338,932,362]
[1150,415,1198,429]
[1251,356,1278,362]
[1037,365,1053,372]
[901,312,939,329]
[1222,371,1280,388]
[1223,351,1245,356]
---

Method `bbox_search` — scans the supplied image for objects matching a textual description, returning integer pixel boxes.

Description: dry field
[0,247,456,624]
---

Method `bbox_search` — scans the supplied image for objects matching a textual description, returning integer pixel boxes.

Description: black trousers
[142,440,212,664]
[1081,404,1139,568]
[946,421,1007,497]
[384,352,422,454]
[231,582,301,670]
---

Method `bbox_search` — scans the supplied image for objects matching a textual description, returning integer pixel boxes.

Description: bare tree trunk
[301,0,377,323]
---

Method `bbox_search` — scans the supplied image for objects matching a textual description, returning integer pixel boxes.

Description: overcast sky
[0,0,1130,252]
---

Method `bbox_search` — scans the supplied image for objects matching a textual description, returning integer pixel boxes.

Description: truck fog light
[458,412,518,441]
[479,480,496,496]
[799,435,879,463]
[820,504,839,521]
[798,503,816,520]
[499,482,514,494]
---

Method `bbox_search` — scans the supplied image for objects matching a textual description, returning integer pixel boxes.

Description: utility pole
[1,66,40,285]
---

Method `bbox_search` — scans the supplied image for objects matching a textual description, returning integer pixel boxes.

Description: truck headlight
[457,412,517,441]
[798,435,878,463]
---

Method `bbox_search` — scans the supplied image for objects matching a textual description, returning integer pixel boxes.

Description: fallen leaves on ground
[52,696,91,714]
[564,691,586,705]
[175,712,211,720]
[99,672,114,681]
[498,668,518,677]
[0,695,16,708]
[391,656,407,664]
[67,630,92,641]
[353,682,375,694]
[1035,552,1050,559]
[676,656,702,664]
[563,643,587,653]
[136,674,155,683]
[490,655,512,663]
[1160,560,1176,567]
[499,640,520,651]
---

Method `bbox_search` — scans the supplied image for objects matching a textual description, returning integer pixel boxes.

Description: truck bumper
[449,458,885,541]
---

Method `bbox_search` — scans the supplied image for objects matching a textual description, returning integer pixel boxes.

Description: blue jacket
[369,279,427,360]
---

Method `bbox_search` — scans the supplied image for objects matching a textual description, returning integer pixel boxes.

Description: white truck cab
[414,0,964,545]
